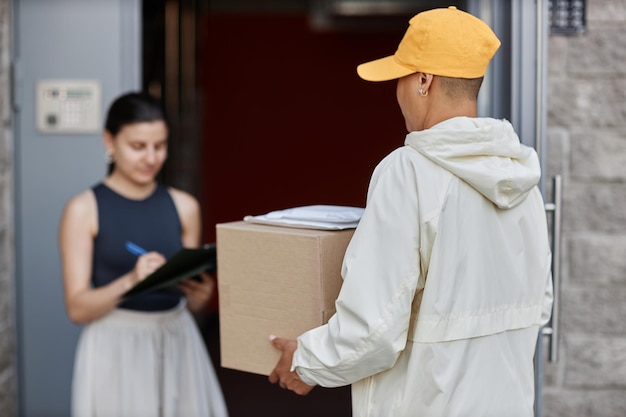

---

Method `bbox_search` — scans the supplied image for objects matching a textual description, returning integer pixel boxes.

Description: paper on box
[216,221,354,376]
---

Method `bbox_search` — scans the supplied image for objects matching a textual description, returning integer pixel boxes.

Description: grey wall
[541,0,626,416]
[0,0,16,415]
[12,0,140,415]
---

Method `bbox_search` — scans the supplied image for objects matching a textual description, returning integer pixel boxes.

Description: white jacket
[292,117,554,417]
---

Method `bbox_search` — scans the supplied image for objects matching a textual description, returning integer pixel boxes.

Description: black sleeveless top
[92,182,183,311]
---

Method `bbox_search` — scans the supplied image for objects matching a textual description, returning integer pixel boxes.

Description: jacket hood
[405,117,541,209]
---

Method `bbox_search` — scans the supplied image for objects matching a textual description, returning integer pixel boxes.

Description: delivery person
[268,6,554,417]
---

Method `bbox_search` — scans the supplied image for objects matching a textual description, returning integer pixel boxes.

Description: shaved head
[438,76,484,101]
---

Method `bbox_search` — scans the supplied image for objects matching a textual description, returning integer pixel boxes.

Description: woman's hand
[131,252,167,286]
[178,273,216,313]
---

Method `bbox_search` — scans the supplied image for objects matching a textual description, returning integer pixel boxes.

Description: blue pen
[125,241,148,256]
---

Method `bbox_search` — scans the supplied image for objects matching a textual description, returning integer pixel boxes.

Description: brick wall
[0,0,16,415]
[542,0,626,416]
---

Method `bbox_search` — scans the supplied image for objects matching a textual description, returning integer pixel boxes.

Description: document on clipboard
[123,244,216,298]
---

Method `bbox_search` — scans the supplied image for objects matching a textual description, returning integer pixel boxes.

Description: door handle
[543,174,562,362]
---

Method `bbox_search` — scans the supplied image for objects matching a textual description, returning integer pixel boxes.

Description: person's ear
[103,130,115,156]
[418,73,434,95]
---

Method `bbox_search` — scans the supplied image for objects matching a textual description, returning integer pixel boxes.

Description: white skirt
[71,301,229,417]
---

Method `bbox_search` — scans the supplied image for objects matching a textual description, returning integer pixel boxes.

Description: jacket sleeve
[292,151,423,387]
[540,267,554,327]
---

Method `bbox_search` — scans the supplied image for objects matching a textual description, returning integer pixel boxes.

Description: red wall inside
[199,13,407,241]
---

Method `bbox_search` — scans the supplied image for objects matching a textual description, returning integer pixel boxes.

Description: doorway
[141,1,487,416]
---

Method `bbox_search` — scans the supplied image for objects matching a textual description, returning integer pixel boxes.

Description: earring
[418,88,428,97]
[105,151,115,164]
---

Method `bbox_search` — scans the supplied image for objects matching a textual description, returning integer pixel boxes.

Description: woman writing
[59,91,228,416]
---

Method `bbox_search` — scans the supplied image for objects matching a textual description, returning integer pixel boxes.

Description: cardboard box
[216,221,354,376]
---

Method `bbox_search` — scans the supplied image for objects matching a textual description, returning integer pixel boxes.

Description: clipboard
[123,244,217,298]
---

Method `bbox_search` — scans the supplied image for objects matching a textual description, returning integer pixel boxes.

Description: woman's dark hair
[104,91,167,174]
[104,91,167,135]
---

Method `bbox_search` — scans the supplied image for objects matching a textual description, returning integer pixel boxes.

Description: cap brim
[357,55,416,82]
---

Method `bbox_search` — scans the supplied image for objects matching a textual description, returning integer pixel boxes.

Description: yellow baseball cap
[357,6,501,81]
